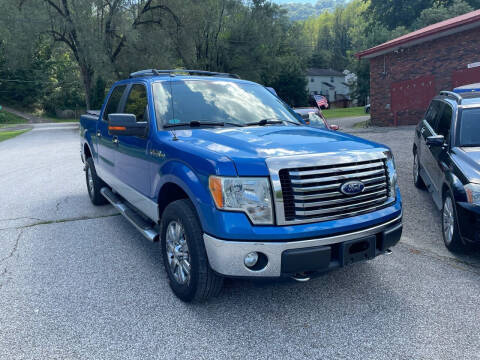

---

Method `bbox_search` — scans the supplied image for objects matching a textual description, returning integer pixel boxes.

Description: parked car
[453,83,480,93]
[413,90,480,252]
[365,104,371,114]
[294,107,339,130]
[80,69,402,302]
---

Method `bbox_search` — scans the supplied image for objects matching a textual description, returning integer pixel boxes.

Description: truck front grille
[279,159,391,223]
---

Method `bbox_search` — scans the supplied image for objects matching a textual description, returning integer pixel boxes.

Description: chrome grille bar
[295,197,388,216]
[295,189,388,208]
[265,151,391,225]
[290,169,385,185]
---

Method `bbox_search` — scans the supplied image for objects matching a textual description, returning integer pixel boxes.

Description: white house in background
[306,68,351,103]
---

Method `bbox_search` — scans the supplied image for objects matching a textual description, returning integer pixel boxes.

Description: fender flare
[154,160,215,228]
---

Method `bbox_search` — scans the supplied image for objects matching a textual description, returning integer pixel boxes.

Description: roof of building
[356,9,480,59]
[307,68,344,77]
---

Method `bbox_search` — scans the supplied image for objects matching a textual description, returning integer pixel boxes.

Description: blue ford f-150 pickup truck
[80,69,403,302]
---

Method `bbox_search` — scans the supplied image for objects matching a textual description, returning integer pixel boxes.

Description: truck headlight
[209,176,273,225]
[464,183,480,205]
[384,150,397,199]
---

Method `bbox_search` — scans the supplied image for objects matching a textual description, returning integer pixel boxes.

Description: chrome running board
[101,187,158,242]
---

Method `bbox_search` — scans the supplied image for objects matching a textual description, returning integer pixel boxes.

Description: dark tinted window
[103,85,126,121]
[458,108,480,146]
[154,80,301,126]
[436,103,452,139]
[124,84,148,122]
[425,101,441,128]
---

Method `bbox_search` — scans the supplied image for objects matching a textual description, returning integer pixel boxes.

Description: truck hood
[173,126,388,175]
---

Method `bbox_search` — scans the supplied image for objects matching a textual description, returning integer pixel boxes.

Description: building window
[330,77,334,83]
[311,78,314,82]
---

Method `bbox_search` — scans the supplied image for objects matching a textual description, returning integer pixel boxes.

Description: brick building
[356,10,480,126]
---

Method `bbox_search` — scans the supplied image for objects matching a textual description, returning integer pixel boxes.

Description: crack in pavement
[0,229,23,265]
[398,242,480,275]
[0,216,45,222]
[0,213,120,231]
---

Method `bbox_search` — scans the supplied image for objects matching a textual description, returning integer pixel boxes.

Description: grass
[0,129,30,142]
[322,106,367,119]
[0,111,28,125]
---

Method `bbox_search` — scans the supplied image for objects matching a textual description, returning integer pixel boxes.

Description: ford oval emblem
[340,180,365,196]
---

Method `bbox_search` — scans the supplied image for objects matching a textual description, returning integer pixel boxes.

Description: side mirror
[329,124,339,131]
[108,113,148,137]
[426,135,445,147]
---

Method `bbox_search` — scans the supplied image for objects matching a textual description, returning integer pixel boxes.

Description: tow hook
[385,249,393,255]
[291,273,311,282]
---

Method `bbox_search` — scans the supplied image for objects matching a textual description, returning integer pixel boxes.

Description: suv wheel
[85,158,108,205]
[413,152,426,189]
[160,199,223,302]
[442,192,464,252]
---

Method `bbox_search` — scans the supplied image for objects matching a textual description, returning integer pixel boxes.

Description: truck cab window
[103,85,126,121]
[124,84,148,122]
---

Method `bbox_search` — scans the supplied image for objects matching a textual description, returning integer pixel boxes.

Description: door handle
[96,130,101,138]
[112,137,119,145]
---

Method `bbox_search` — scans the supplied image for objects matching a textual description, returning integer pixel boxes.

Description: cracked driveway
[1,123,480,359]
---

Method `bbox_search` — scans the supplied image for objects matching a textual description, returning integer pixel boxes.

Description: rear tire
[413,152,426,189]
[160,199,223,302]
[442,192,465,252]
[85,158,108,206]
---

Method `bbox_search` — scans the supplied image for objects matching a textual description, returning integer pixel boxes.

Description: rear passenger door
[97,84,127,181]
[429,102,452,191]
[114,83,153,215]
[419,100,441,188]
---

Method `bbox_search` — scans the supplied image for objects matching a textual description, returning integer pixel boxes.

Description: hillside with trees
[280,0,348,21]
[0,0,479,115]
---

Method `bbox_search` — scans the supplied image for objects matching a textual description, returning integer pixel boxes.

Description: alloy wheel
[443,196,455,245]
[87,166,94,196]
[413,154,420,183]
[165,221,191,285]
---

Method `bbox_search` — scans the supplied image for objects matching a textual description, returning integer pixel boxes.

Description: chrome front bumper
[203,214,402,277]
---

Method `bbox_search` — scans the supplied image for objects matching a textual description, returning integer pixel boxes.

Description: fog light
[244,252,259,268]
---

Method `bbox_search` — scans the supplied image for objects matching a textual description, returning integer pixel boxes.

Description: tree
[413,0,474,29]
[18,0,180,109]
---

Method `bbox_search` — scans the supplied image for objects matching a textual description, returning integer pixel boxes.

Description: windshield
[458,108,480,146]
[306,112,327,129]
[152,80,302,127]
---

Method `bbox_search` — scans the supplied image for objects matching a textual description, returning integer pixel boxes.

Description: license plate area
[340,235,376,266]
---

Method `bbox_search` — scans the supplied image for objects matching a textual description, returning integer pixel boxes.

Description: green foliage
[90,77,107,110]
[413,0,474,29]
[280,0,347,21]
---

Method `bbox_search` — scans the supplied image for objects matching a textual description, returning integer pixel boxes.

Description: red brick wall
[369,26,480,126]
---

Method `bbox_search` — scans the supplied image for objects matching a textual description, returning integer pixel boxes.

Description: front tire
[85,158,108,205]
[442,192,464,252]
[160,199,223,302]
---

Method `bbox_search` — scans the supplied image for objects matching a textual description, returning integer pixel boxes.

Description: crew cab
[413,89,480,252]
[80,69,402,302]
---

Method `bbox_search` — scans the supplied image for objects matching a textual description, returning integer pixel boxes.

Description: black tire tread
[161,199,223,302]
[442,192,467,253]
[85,158,109,206]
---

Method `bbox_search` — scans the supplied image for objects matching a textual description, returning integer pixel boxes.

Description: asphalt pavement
[1,122,479,360]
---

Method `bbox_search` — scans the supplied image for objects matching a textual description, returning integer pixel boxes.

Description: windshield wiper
[164,121,225,128]
[245,118,300,127]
